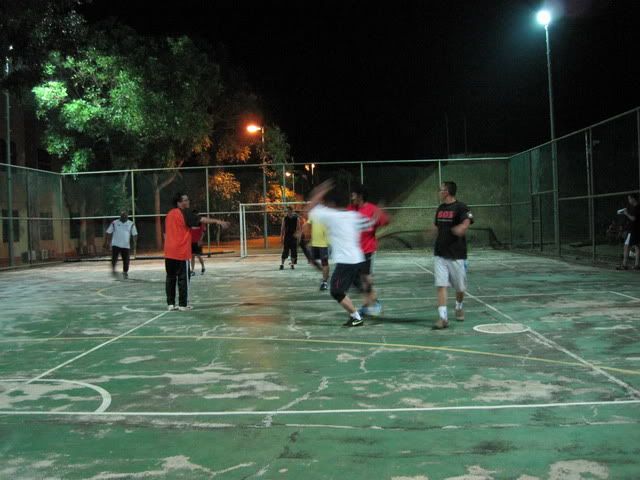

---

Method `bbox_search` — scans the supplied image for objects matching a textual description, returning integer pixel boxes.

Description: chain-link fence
[509,107,640,263]
[1,107,638,267]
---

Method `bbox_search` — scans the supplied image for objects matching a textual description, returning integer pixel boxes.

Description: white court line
[16,310,170,388]
[86,290,629,307]
[611,291,640,302]
[413,261,640,399]
[0,399,638,417]
[0,378,111,413]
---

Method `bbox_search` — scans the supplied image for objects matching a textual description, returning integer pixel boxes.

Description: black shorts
[312,246,329,266]
[191,243,202,255]
[360,252,374,276]
[330,262,364,296]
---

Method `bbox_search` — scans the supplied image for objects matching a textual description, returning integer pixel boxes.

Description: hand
[451,225,466,237]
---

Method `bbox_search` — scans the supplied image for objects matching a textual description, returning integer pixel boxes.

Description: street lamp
[536,9,555,140]
[285,171,295,196]
[246,123,268,248]
[536,9,560,254]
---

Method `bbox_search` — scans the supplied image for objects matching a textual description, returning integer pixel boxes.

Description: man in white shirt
[307,180,373,327]
[105,211,138,279]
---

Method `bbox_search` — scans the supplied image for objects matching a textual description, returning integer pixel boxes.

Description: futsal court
[1,248,639,479]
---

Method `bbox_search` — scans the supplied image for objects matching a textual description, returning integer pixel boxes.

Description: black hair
[325,189,348,207]
[172,192,186,207]
[352,183,368,201]
[442,181,457,197]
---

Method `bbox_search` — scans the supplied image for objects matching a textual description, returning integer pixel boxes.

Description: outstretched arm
[200,217,230,229]
[306,179,334,212]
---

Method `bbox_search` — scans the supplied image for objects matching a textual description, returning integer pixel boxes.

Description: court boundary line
[611,291,640,302]
[15,310,170,389]
[1,334,638,375]
[90,290,638,304]
[413,261,640,398]
[0,399,638,417]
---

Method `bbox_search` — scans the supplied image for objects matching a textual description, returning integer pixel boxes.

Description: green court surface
[1,250,639,479]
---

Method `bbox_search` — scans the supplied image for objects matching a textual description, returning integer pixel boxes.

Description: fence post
[637,109,640,196]
[205,167,211,257]
[58,175,64,261]
[360,162,364,184]
[551,141,560,256]
[585,129,595,263]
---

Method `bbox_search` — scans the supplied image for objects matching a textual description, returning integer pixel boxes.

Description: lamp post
[285,171,295,196]
[247,124,268,248]
[536,9,560,255]
[536,9,555,140]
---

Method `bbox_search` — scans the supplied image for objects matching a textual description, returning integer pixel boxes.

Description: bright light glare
[536,10,551,26]
[285,172,292,177]
[246,124,262,133]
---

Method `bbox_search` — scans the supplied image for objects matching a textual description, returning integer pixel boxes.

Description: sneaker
[201,268,206,275]
[319,281,328,291]
[279,264,284,270]
[189,270,195,277]
[366,301,383,317]
[123,272,129,279]
[343,316,364,327]
[167,304,177,311]
[177,305,193,311]
[291,264,295,270]
[432,319,449,330]
[455,308,464,321]
[357,306,368,317]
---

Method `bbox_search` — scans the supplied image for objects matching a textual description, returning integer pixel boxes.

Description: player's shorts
[625,232,639,247]
[330,262,364,299]
[191,242,203,255]
[312,246,329,266]
[434,256,467,292]
[360,252,375,276]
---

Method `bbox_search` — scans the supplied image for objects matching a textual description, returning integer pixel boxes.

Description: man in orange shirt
[165,193,229,311]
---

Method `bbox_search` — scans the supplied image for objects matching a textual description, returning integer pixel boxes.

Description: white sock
[438,306,448,320]
[351,311,362,320]
[456,301,463,310]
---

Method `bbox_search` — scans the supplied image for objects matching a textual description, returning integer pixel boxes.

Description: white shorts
[434,256,467,292]
[625,233,631,246]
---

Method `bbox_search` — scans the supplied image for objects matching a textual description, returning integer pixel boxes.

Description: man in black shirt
[280,207,300,270]
[432,181,474,329]
[616,194,639,270]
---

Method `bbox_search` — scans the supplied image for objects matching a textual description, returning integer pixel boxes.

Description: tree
[33,26,225,248]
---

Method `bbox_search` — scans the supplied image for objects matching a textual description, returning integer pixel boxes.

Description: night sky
[79,0,640,162]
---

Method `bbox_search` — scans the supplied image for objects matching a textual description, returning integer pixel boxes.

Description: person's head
[119,210,129,222]
[439,181,457,202]
[351,184,368,206]
[173,192,190,210]
[286,206,294,217]
[628,194,639,206]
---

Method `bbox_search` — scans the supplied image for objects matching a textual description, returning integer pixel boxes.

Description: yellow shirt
[308,219,329,247]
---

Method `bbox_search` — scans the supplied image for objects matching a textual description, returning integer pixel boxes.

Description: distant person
[164,193,229,311]
[280,206,300,270]
[104,210,138,279]
[307,215,331,291]
[307,180,377,327]
[348,184,389,316]
[190,209,206,277]
[432,181,474,329]
[616,194,639,270]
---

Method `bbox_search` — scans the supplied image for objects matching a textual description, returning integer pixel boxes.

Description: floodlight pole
[5,50,15,266]
[544,23,561,256]
[260,126,268,249]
